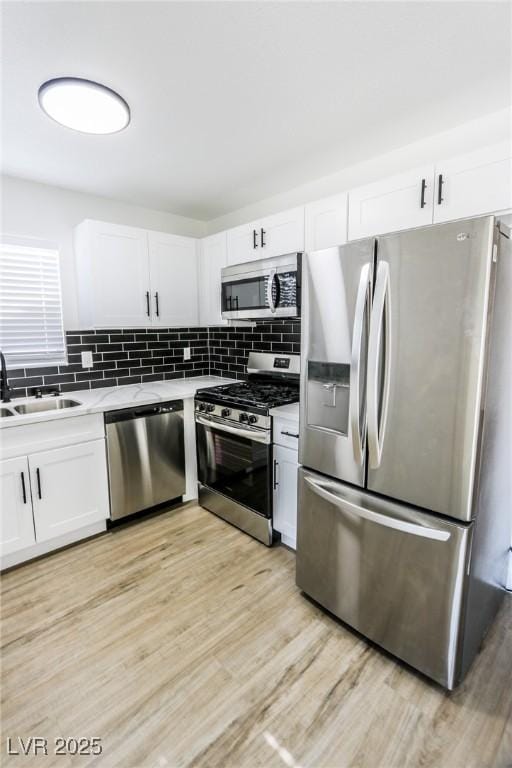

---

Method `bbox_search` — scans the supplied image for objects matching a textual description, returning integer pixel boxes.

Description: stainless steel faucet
[0,351,12,403]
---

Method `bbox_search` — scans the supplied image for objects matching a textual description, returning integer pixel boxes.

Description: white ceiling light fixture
[38,77,130,134]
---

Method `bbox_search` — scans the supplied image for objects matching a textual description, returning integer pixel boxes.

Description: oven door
[196,414,272,517]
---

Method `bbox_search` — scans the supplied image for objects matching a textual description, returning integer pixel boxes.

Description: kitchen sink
[13,398,82,415]
[0,407,14,417]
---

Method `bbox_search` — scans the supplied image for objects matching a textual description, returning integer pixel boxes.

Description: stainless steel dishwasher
[105,400,185,521]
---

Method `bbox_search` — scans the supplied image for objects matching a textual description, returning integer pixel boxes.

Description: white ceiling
[2,1,511,220]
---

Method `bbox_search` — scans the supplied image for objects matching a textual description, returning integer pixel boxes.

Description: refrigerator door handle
[350,262,371,465]
[367,260,392,469]
[303,475,451,541]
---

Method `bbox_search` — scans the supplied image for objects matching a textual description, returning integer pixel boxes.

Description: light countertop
[0,376,235,430]
[269,402,300,422]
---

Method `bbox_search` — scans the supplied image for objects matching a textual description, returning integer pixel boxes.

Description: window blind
[0,242,67,368]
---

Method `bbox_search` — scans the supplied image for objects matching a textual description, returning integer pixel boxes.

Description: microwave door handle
[267,268,277,313]
[274,272,281,308]
[304,475,450,541]
[367,260,392,470]
[349,262,371,466]
[195,415,269,444]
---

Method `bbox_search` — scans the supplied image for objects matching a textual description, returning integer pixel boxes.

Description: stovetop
[196,378,300,413]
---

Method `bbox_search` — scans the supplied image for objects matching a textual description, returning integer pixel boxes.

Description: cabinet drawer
[0,414,105,460]
[273,417,300,450]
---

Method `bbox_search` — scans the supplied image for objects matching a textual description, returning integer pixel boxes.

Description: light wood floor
[1,504,511,768]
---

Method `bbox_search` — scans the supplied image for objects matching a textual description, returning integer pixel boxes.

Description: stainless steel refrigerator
[296,216,511,689]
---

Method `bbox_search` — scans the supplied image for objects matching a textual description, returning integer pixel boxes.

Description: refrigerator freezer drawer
[296,468,472,688]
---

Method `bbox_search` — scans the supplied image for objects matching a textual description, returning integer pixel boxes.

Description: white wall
[0,175,206,329]
[206,107,512,233]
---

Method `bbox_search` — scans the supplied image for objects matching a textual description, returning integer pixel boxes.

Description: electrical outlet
[183,347,191,361]
[81,350,93,368]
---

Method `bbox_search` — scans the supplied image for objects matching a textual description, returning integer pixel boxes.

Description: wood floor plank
[1,504,511,768]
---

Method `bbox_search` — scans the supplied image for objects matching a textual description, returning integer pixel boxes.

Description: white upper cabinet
[75,220,150,328]
[148,232,198,327]
[347,143,512,241]
[226,207,305,264]
[30,439,109,543]
[226,222,259,265]
[0,456,35,556]
[433,142,512,224]
[75,220,198,328]
[305,193,348,252]
[199,232,228,326]
[259,206,305,258]
[348,166,435,240]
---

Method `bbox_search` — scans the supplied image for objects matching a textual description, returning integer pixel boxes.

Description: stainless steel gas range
[195,352,300,545]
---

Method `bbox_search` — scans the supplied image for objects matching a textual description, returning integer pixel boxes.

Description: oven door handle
[195,415,270,444]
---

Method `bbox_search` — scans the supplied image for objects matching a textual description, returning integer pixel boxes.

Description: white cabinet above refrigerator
[348,143,512,240]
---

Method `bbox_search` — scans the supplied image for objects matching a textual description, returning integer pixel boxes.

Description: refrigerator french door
[299,239,374,487]
[297,216,508,689]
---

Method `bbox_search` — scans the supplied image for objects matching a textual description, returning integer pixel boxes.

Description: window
[0,239,67,368]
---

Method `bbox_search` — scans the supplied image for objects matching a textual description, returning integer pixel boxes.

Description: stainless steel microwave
[221,252,301,320]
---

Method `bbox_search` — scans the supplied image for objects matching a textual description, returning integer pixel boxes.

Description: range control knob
[198,402,207,412]
[248,414,258,425]
[206,403,216,413]
[239,412,249,423]
[221,408,231,418]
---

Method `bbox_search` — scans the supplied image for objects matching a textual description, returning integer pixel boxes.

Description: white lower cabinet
[0,415,109,568]
[273,444,299,550]
[0,456,36,556]
[30,440,109,543]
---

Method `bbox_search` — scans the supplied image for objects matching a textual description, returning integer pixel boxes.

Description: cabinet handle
[146,291,150,316]
[261,228,266,248]
[437,173,444,205]
[281,430,299,439]
[273,459,279,490]
[36,468,42,499]
[155,291,160,317]
[253,229,259,249]
[20,472,27,504]
[420,178,427,209]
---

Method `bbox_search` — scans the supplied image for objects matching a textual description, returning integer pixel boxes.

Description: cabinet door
[148,232,199,326]
[305,193,348,252]
[88,221,151,327]
[199,232,228,326]
[259,206,305,258]
[434,142,512,224]
[226,222,260,264]
[273,444,298,549]
[30,440,109,543]
[348,166,435,240]
[0,456,35,556]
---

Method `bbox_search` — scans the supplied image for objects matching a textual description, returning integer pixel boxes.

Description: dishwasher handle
[105,400,184,423]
